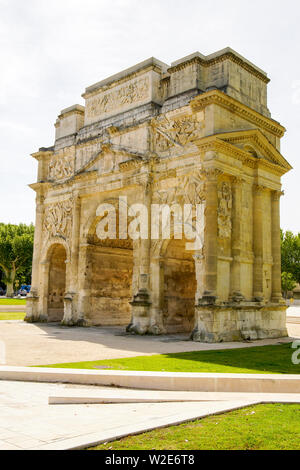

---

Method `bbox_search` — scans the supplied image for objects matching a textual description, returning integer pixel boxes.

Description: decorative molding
[168,52,270,84]
[194,136,289,176]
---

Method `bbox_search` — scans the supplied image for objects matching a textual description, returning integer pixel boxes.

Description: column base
[127,289,151,335]
[192,302,288,343]
[24,294,48,323]
[61,293,78,326]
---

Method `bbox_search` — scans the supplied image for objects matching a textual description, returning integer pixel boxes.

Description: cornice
[213,129,292,171]
[190,90,286,138]
[168,52,269,83]
[195,136,289,176]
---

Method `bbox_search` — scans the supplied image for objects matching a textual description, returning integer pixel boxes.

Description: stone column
[200,167,221,303]
[148,257,166,335]
[76,245,91,326]
[253,185,265,301]
[25,192,44,322]
[127,174,152,335]
[63,194,81,325]
[230,177,245,302]
[192,166,221,342]
[271,190,284,302]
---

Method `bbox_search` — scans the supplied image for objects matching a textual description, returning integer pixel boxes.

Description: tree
[0,223,34,297]
[281,230,300,284]
[281,272,297,299]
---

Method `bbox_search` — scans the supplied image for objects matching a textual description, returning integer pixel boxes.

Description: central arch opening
[162,238,196,334]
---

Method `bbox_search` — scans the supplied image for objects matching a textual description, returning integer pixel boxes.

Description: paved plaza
[0,320,298,367]
[0,307,299,450]
[1,380,300,450]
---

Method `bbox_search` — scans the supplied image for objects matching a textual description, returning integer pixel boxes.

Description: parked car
[17,289,28,297]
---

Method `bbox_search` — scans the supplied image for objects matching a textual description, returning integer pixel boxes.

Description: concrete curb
[0,366,300,393]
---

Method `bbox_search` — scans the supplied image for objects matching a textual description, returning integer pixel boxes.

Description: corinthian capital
[272,190,285,201]
[203,168,223,182]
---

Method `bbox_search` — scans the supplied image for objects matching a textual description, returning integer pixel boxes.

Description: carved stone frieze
[43,199,73,240]
[49,155,74,181]
[154,115,203,151]
[86,76,150,118]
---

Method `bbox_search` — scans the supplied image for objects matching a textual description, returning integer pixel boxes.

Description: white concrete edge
[0,366,299,380]
[1,366,300,393]
[33,400,260,450]
[48,396,214,404]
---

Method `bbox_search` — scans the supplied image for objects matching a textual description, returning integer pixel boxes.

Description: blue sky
[0,0,299,232]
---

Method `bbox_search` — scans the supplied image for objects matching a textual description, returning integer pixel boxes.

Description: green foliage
[281,230,300,284]
[0,223,34,296]
[281,272,297,299]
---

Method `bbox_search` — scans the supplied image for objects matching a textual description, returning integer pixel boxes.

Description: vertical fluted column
[25,192,44,322]
[127,172,152,334]
[230,177,244,301]
[201,168,221,302]
[77,245,91,326]
[271,190,284,302]
[253,185,265,301]
[70,194,81,292]
[62,194,81,325]
[30,192,44,293]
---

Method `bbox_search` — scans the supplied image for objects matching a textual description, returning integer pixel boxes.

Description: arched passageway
[47,244,67,322]
[162,238,196,334]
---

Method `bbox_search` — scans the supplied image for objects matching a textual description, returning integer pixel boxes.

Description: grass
[38,343,300,375]
[89,403,300,450]
[0,299,26,305]
[0,312,25,320]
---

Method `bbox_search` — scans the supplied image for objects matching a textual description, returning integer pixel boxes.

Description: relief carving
[218,182,232,239]
[86,76,150,118]
[153,170,205,205]
[49,155,74,181]
[155,115,203,151]
[43,199,73,240]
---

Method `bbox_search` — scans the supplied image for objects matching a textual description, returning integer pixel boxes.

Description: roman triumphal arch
[26,48,292,342]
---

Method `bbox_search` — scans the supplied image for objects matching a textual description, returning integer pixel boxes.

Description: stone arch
[82,203,134,326]
[45,242,68,322]
[42,237,71,264]
[160,237,196,334]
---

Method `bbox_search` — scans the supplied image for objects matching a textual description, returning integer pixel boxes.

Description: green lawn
[0,299,26,305]
[0,312,25,320]
[38,343,300,374]
[89,404,300,450]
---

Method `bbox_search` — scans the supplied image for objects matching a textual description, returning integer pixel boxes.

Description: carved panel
[49,156,74,181]
[86,76,150,119]
[153,170,205,205]
[43,199,73,240]
[154,115,203,151]
[218,182,232,239]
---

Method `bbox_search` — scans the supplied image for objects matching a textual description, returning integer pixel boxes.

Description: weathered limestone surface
[26,47,292,342]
